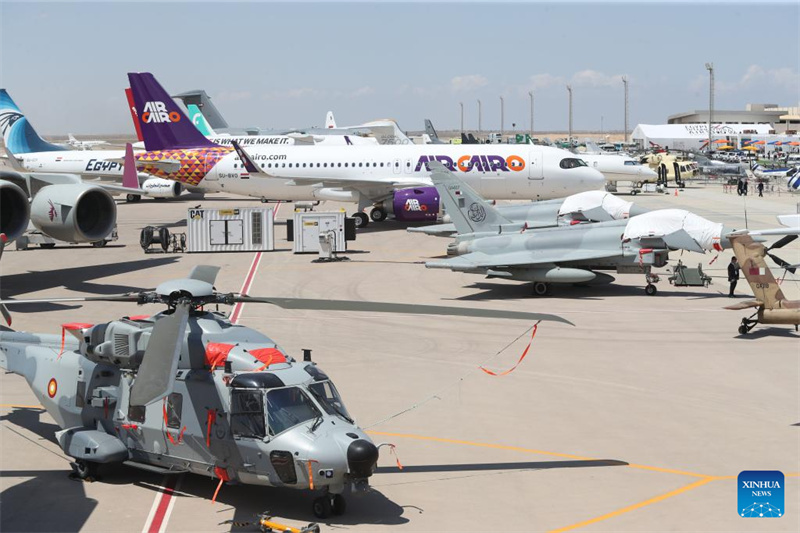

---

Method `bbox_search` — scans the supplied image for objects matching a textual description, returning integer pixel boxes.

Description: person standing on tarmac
[728,256,740,297]
[757,180,764,197]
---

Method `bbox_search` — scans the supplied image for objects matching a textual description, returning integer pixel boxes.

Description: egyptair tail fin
[730,234,786,308]
[428,161,512,235]
[0,89,66,154]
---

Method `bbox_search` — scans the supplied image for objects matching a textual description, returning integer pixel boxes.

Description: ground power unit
[288,212,355,253]
[187,207,274,253]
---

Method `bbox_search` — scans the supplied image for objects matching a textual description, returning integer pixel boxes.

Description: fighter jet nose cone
[347,439,379,478]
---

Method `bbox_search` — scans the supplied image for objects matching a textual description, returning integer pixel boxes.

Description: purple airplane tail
[127,72,218,151]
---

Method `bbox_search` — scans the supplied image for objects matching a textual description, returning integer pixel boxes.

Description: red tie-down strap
[58,322,93,358]
[479,322,540,377]
[249,348,287,371]
[206,408,218,447]
[212,466,230,503]
[205,343,235,372]
[162,398,186,445]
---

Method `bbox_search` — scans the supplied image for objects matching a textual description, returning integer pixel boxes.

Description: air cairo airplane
[3,74,604,227]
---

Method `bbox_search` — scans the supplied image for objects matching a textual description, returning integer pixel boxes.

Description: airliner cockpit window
[560,158,587,169]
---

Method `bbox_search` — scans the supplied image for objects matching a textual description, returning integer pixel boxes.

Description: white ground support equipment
[15,225,118,250]
[186,207,274,253]
[288,211,353,254]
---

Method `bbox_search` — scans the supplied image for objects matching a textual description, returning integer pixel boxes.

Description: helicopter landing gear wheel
[738,325,748,335]
[352,212,369,228]
[312,495,333,519]
[645,284,657,296]
[331,494,347,516]
[72,459,98,480]
[532,282,550,296]
[370,207,387,222]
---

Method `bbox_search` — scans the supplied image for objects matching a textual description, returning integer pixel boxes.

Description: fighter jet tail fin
[428,162,512,235]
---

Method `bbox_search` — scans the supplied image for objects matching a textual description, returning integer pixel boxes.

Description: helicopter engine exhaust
[30,183,116,243]
[0,179,30,242]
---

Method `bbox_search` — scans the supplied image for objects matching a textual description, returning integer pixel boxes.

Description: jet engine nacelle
[0,179,31,241]
[30,184,116,242]
[379,187,440,222]
[142,177,183,198]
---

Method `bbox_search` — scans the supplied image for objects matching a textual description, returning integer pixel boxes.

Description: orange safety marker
[162,399,186,445]
[211,466,230,503]
[206,409,217,447]
[388,444,403,470]
[306,459,319,490]
[480,322,539,376]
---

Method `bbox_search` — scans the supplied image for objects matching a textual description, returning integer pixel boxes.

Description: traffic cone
[674,188,678,196]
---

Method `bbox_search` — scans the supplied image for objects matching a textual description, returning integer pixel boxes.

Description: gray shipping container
[187,207,274,253]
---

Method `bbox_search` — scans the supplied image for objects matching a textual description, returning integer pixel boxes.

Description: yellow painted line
[548,477,716,533]
[0,404,43,409]
[367,431,596,461]
[626,463,710,479]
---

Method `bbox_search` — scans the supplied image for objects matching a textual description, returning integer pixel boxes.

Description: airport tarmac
[1,183,798,532]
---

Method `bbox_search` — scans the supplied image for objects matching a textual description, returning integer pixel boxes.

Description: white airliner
[66,133,108,150]
[4,76,606,226]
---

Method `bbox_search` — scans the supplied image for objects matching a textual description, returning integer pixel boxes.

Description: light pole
[459,101,464,134]
[705,63,714,153]
[528,90,534,137]
[477,99,482,133]
[566,85,573,141]
[500,95,505,137]
[601,115,604,137]
[622,76,629,143]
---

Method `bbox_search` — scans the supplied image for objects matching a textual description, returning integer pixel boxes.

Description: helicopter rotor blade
[188,265,221,286]
[767,234,798,251]
[234,296,574,325]
[767,252,797,274]
[0,295,142,306]
[129,301,190,407]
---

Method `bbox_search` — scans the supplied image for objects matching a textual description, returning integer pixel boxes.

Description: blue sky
[1,1,798,135]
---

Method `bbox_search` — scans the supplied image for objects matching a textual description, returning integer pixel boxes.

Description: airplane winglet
[231,140,269,176]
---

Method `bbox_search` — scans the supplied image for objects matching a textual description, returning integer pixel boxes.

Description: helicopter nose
[347,439,379,478]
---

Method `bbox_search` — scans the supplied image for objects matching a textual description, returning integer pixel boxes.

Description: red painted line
[145,475,176,533]
[228,201,279,324]
[141,201,282,532]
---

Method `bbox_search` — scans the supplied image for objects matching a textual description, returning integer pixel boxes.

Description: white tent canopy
[631,123,778,150]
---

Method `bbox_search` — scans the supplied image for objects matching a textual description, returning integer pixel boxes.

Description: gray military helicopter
[0,265,568,519]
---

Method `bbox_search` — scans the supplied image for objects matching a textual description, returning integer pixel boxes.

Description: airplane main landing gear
[126,194,141,203]
[532,282,551,296]
[738,313,759,335]
[370,207,387,222]
[644,272,660,295]
[71,459,99,480]
[352,212,369,228]
[312,493,346,518]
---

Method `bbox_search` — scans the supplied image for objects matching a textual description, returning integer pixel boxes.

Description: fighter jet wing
[426,247,618,270]
[724,299,763,310]
[408,223,458,236]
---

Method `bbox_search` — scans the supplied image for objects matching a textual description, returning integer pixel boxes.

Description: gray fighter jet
[409,189,649,238]
[425,163,736,296]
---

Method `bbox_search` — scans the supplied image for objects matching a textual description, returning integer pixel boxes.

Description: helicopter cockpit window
[308,380,352,422]
[266,387,320,436]
[230,390,266,439]
[559,158,588,169]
